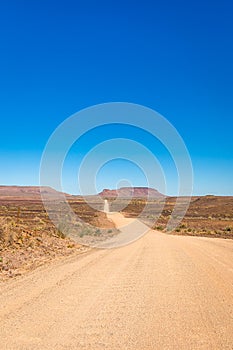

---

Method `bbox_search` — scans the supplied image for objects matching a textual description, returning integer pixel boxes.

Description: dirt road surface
[96,212,149,248]
[103,199,109,213]
[0,212,233,349]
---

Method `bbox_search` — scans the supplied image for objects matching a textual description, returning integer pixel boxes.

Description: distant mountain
[0,185,164,201]
[99,187,165,198]
[0,186,71,200]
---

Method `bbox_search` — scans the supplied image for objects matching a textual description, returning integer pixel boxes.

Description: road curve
[96,212,150,248]
[0,217,233,349]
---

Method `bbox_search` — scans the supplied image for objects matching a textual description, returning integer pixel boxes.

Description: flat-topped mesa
[99,187,165,199]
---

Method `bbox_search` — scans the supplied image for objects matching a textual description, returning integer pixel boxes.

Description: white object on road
[104,199,110,213]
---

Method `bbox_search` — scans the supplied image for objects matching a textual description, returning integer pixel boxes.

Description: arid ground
[0,187,233,349]
[0,186,116,279]
[0,210,233,349]
[0,186,233,280]
[111,195,233,238]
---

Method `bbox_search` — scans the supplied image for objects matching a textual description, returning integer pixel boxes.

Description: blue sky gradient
[0,0,232,195]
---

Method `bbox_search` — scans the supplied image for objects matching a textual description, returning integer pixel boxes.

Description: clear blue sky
[0,0,232,195]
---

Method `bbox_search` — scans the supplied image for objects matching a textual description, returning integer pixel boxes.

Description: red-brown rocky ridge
[99,187,164,198]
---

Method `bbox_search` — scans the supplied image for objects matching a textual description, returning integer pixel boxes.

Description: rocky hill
[0,186,70,201]
[99,187,164,198]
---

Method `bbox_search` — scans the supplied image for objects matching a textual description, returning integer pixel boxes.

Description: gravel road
[0,213,233,349]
